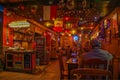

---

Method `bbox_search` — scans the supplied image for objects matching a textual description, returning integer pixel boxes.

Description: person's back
[81,39,113,61]
[82,48,113,61]
[79,39,113,80]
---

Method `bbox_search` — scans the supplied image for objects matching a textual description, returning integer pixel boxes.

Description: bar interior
[0,0,120,80]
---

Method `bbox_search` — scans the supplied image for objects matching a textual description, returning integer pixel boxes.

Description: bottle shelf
[5,51,35,73]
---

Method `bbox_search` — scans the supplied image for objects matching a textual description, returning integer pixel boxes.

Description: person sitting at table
[80,39,113,61]
[66,46,72,59]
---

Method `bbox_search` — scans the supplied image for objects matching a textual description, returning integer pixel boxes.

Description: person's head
[90,39,101,48]
[83,41,91,52]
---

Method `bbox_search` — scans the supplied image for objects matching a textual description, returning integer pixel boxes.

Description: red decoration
[44,32,47,36]
[64,17,69,21]
[64,29,70,33]
[50,6,57,20]
[18,4,25,10]
[31,7,36,13]
[53,27,63,32]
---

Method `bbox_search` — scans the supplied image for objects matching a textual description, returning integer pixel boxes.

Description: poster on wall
[35,37,46,65]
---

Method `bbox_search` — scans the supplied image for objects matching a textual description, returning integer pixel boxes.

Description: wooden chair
[58,54,68,80]
[70,58,112,80]
[70,68,112,80]
[81,59,109,70]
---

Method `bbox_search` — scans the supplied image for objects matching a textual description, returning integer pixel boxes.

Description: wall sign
[8,20,30,28]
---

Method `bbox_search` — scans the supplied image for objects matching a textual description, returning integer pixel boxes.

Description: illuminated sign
[54,20,63,27]
[8,20,30,28]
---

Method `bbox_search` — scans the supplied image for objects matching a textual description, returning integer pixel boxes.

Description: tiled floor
[0,60,61,80]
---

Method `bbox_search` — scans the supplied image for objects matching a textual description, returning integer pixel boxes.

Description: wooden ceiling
[1,0,120,35]
[0,0,119,15]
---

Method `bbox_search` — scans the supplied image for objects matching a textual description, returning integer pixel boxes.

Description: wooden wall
[90,8,120,79]
[0,11,3,59]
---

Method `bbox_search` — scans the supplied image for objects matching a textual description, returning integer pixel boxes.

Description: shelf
[5,51,36,73]
[13,40,33,43]
[13,28,34,45]
[7,60,13,61]
[14,31,34,36]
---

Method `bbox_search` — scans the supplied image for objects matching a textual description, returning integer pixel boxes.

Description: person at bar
[80,39,113,61]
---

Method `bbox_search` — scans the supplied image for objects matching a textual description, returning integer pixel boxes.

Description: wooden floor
[1,56,119,80]
[0,60,61,80]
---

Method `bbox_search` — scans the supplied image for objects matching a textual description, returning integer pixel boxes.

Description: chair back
[70,68,112,80]
[72,58,111,80]
[81,58,109,70]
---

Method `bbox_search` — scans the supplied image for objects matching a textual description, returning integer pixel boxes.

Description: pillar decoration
[6,25,9,44]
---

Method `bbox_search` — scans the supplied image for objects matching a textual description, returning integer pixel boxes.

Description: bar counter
[5,49,36,73]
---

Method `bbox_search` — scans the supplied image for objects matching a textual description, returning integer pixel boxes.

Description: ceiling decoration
[1,0,120,36]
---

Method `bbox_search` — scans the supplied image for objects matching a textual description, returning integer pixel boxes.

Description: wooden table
[66,57,115,79]
[66,58,79,79]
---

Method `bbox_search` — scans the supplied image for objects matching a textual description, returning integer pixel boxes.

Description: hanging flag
[43,6,50,20]
[50,5,57,20]
[82,0,87,8]
[43,5,57,20]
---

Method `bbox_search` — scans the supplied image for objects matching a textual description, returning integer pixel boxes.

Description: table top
[66,58,79,64]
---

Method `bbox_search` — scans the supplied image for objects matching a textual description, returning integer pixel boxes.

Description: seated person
[82,40,91,53]
[78,39,113,79]
[80,39,113,61]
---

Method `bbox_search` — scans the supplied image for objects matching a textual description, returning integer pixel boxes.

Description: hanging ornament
[49,0,53,5]
[18,4,25,10]
[66,0,75,10]
[31,5,37,13]
[39,17,43,21]
[58,0,65,8]
[31,7,36,13]
[82,0,87,8]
